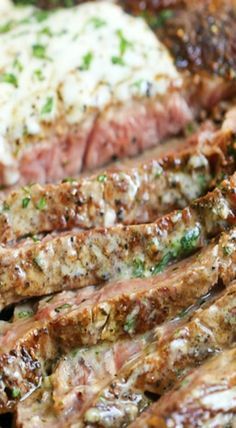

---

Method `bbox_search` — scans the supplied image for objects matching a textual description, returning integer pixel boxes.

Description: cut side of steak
[130,346,236,428]
[1,125,235,243]
[1,173,236,308]
[14,332,153,428]
[83,280,236,427]
[1,226,236,412]
[15,278,236,427]
[0,2,193,187]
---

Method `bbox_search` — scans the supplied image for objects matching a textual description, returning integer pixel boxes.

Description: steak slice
[0,1,192,187]
[1,226,236,412]
[1,172,236,308]
[80,283,236,427]
[15,279,236,427]
[130,346,236,428]
[2,124,235,243]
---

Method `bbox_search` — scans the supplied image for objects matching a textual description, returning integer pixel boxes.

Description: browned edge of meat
[130,346,236,428]
[1,171,236,309]
[15,279,236,428]
[0,126,235,244]
[1,225,236,413]
[80,281,236,427]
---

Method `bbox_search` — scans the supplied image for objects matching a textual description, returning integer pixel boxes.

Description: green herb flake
[0,73,18,88]
[41,97,54,115]
[22,197,31,209]
[111,56,125,66]
[62,177,77,183]
[97,174,107,183]
[223,246,233,256]
[17,310,33,319]
[34,69,45,81]
[32,44,47,59]
[36,197,47,210]
[185,122,196,136]
[55,303,72,313]
[0,20,14,34]
[11,387,21,399]
[180,227,200,253]
[132,258,145,278]
[39,27,53,37]
[13,57,23,73]
[146,9,174,29]
[116,29,133,56]
[88,17,106,29]
[152,252,173,275]
[30,235,40,243]
[80,52,93,71]
[32,10,50,23]
[124,315,136,334]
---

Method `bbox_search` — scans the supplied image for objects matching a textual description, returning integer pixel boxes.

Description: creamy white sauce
[0,1,181,170]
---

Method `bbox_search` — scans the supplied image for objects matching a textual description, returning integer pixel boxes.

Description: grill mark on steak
[130,346,236,428]
[0,225,236,413]
[1,125,235,244]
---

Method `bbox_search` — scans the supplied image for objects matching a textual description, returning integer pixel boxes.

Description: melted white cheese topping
[0,1,181,169]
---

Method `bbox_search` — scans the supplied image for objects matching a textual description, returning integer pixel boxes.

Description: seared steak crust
[80,268,236,427]
[0,226,235,413]
[1,173,236,308]
[1,127,235,243]
[130,347,236,428]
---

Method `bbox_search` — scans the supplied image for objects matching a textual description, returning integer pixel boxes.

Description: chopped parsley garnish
[88,17,107,29]
[132,258,145,278]
[145,9,174,29]
[223,246,233,256]
[55,303,72,313]
[22,197,31,209]
[41,97,54,115]
[197,174,208,191]
[116,29,133,56]
[0,20,14,34]
[111,56,125,66]
[180,227,200,253]
[13,58,23,72]
[152,252,173,275]
[11,387,21,399]
[34,69,45,81]
[32,44,47,59]
[62,177,77,183]
[32,10,50,23]
[36,197,47,210]
[80,52,93,71]
[0,73,18,88]
[17,310,33,319]
[39,27,53,37]
[97,174,107,183]
[124,314,136,333]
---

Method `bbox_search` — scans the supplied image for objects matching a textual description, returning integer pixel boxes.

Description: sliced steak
[15,279,236,427]
[130,347,236,428]
[1,125,235,243]
[1,226,236,412]
[83,281,236,427]
[1,172,236,308]
[0,1,192,187]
